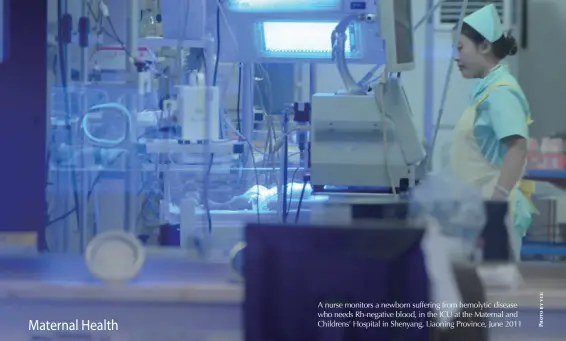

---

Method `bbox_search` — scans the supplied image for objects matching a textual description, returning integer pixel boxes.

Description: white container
[85,231,146,282]
[176,85,220,141]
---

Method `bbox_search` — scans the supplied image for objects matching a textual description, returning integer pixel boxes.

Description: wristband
[495,185,510,197]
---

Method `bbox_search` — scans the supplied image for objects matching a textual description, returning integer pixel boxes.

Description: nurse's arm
[484,88,530,200]
[493,136,527,199]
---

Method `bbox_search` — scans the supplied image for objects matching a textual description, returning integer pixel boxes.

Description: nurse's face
[454,35,485,79]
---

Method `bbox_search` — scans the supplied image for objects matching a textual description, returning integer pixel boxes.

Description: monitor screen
[393,0,414,64]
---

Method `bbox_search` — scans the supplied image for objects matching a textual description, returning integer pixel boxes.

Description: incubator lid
[463,4,504,43]
[85,231,146,282]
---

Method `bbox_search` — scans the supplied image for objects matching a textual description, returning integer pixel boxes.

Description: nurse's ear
[477,40,492,55]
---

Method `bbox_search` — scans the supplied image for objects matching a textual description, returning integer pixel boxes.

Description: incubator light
[227,0,341,12]
[260,21,356,59]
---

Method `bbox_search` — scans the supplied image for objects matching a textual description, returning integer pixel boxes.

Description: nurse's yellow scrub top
[471,64,533,237]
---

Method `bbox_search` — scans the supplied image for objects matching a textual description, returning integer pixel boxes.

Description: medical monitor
[378,0,415,72]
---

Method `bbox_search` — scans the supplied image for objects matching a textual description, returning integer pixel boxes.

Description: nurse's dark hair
[459,22,518,59]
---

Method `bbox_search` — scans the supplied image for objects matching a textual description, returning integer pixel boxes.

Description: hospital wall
[517,0,566,139]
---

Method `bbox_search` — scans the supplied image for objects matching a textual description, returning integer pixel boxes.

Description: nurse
[451,4,536,258]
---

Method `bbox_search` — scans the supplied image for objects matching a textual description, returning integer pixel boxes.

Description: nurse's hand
[491,191,507,201]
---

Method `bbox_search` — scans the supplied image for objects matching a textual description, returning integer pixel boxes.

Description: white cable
[222,110,261,217]
[216,0,240,55]
[358,64,383,85]
[214,2,268,221]
[81,103,132,148]
[209,1,238,115]
[217,1,295,168]
[99,1,109,17]
[217,0,302,197]
[176,0,190,85]
[375,71,397,195]
[215,0,270,119]
[257,64,273,113]
[430,0,469,163]
[214,1,276,158]
[223,114,269,156]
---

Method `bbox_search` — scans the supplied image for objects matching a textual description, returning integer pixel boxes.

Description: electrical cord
[216,0,239,56]
[212,5,221,86]
[87,1,141,66]
[135,157,163,227]
[177,0,191,84]
[376,71,397,195]
[222,112,260,223]
[294,179,307,224]
[204,153,214,232]
[106,17,138,63]
[214,0,277,222]
[47,174,103,226]
[47,150,128,226]
[256,65,281,186]
[56,0,81,233]
[138,191,161,225]
[200,36,216,232]
[213,0,275,173]
[214,0,279,169]
[282,113,289,222]
[222,114,270,156]
[286,167,300,219]
[236,63,242,132]
[86,2,123,49]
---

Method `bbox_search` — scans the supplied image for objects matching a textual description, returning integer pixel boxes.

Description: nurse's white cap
[463,4,504,43]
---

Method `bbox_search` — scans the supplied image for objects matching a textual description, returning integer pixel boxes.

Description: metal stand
[79,0,89,252]
[424,0,435,148]
[281,111,289,222]
[123,0,140,234]
[309,63,316,97]
[241,62,255,170]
